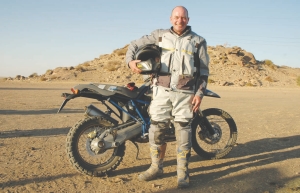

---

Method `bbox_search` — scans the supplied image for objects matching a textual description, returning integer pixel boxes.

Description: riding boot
[177,147,191,188]
[138,143,167,181]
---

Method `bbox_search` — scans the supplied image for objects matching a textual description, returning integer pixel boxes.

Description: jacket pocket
[176,75,195,90]
[156,75,171,88]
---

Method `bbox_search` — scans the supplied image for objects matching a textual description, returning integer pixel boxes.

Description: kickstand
[129,140,140,160]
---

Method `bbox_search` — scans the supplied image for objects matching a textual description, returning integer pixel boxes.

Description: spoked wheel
[192,108,237,159]
[66,116,125,176]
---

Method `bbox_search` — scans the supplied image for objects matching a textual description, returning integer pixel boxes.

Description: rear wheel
[66,116,125,176]
[192,108,237,159]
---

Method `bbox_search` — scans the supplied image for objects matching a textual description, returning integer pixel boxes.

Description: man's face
[170,7,189,35]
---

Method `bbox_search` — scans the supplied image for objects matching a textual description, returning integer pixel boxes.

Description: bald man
[125,6,209,188]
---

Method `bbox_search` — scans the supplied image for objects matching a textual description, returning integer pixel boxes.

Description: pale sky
[1,0,299,77]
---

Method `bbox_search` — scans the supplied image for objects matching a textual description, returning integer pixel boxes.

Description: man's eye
[174,17,187,20]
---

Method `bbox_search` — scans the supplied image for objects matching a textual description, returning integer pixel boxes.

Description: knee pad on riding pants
[149,121,168,146]
[174,121,192,151]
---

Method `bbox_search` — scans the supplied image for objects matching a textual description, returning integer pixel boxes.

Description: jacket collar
[170,26,191,36]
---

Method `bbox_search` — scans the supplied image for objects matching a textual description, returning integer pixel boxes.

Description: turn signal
[71,88,79,94]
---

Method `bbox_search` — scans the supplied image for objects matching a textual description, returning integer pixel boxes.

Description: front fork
[198,109,216,136]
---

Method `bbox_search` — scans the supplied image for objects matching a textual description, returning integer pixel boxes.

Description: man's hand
[129,60,142,74]
[192,95,202,112]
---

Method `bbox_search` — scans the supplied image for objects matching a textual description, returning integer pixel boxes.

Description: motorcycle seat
[74,83,147,99]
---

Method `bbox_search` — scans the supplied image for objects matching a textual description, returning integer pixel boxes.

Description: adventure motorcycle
[58,81,237,177]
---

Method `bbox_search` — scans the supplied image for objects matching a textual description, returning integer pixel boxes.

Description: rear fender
[57,91,108,113]
[57,93,78,113]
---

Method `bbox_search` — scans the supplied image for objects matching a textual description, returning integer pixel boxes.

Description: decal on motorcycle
[98,85,106,89]
[108,86,117,91]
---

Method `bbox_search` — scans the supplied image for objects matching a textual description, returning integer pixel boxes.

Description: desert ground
[0,81,300,193]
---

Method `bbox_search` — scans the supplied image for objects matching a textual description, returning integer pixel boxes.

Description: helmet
[135,44,161,74]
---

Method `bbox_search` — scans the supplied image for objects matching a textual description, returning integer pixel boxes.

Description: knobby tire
[66,116,125,177]
[192,108,238,159]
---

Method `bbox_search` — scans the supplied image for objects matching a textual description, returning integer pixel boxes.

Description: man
[125,6,209,188]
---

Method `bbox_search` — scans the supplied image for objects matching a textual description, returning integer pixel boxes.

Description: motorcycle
[58,81,237,177]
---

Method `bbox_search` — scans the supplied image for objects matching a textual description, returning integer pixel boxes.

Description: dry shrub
[82,62,90,67]
[297,76,300,86]
[265,76,274,82]
[114,46,128,56]
[29,72,38,78]
[75,66,86,72]
[223,42,231,47]
[40,77,47,81]
[244,63,251,68]
[213,60,219,64]
[264,60,277,70]
[104,60,121,71]
[50,75,58,80]
[45,69,53,75]
[114,49,127,56]
[208,78,215,83]
[245,82,255,87]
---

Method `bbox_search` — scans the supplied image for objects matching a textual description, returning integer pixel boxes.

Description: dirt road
[0,81,300,193]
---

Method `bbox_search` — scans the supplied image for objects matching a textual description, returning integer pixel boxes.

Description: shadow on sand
[115,135,300,193]
[0,108,84,115]
[1,131,299,192]
[0,127,70,138]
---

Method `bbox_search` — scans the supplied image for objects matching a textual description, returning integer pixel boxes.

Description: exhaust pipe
[90,122,142,153]
[85,104,118,126]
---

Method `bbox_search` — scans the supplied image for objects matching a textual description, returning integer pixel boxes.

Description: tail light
[71,88,79,95]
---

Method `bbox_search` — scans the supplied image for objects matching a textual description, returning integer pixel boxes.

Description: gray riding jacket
[125,26,209,97]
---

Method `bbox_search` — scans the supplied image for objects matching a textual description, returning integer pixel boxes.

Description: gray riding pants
[148,86,193,150]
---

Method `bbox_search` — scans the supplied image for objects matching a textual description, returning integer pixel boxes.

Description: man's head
[170,6,189,35]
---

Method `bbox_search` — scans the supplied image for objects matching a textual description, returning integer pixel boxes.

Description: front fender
[204,89,220,98]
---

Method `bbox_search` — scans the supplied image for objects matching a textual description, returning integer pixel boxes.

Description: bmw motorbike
[58,80,237,177]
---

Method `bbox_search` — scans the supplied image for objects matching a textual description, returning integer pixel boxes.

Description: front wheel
[66,116,125,176]
[192,108,237,159]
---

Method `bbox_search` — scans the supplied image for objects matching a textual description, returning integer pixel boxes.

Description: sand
[0,81,300,193]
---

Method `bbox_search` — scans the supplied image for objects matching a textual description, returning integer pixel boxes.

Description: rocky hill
[6,45,300,87]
